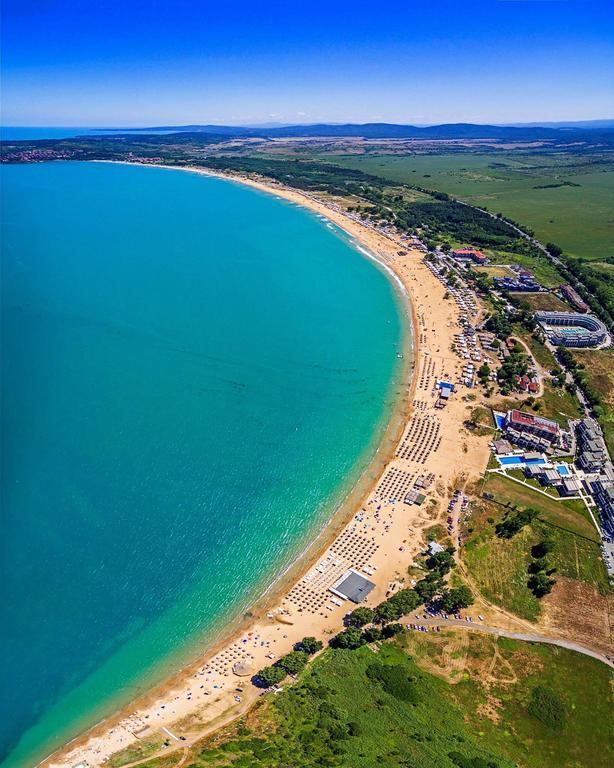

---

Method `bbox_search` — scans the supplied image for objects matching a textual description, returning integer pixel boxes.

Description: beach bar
[329,569,376,604]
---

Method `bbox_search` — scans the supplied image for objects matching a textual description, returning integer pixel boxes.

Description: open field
[571,347,614,455]
[402,631,614,768]
[474,264,516,278]
[513,328,557,369]
[462,474,609,622]
[332,153,614,264]
[509,292,571,312]
[131,635,614,768]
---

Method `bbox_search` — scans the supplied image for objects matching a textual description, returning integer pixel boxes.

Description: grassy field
[513,328,557,369]
[463,473,609,620]
[509,292,571,312]
[331,153,614,263]
[571,347,614,455]
[132,636,613,768]
[402,631,614,768]
[473,264,516,278]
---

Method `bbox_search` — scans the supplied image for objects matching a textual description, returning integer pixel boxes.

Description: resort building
[493,271,541,292]
[451,248,487,264]
[576,418,609,473]
[560,284,589,313]
[589,465,614,535]
[535,311,609,348]
[503,409,559,452]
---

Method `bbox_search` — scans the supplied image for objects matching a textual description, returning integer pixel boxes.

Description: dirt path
[414,618,614,667]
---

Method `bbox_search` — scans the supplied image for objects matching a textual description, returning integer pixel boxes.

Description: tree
[478,363,491,383]
[374,600,403,624]
[362,625,384,643]
[495,508,538,539]
[256,665,286,688]
[346,606,375,627]
[485,312,512,340]
[388,588,423,614]
[297,636,323,655]
[440,586,474,613]
[425,547,456,575]
[528,572,556,598]
[415,574,445,603]
[329,626,365,650]
[280,650,308,676]
[532,539,554,559]
[382,622,404,638]
[546,242,563,258]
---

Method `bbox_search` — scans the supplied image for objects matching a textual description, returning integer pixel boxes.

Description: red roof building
[506,409,559,439]
[560,284,589,313]
[452,248,487,264]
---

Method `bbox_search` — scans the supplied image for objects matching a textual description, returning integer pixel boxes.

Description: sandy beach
[43,164,493,768]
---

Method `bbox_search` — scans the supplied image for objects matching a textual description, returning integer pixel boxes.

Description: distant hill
[105,121,614,141]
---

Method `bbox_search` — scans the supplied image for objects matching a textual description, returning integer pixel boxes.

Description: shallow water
[0,161,406,766]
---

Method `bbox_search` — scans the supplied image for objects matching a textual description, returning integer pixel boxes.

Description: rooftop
[329,569,375,604]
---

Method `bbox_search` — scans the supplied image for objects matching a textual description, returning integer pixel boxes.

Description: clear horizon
[3,117,614,130]
[2,0,613,126]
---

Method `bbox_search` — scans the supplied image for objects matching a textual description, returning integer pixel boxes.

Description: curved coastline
[31,162,417,768]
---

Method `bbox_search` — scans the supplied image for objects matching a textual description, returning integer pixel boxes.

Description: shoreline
[33,160,417,768]
[42,160,491,768]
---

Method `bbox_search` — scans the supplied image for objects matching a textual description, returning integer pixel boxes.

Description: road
[412,617,614,668]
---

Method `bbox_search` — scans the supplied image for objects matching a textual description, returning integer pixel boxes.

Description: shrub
[449,753,499,768]
[528,685,566,731]
[366,662,419,704]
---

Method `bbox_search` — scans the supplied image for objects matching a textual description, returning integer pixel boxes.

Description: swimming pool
[556,464,571,476]
[498,455,546,466]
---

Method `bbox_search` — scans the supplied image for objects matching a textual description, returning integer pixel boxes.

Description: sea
[0,160,407,766]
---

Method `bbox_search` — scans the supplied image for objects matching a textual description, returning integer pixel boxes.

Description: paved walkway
[413,618,614,668]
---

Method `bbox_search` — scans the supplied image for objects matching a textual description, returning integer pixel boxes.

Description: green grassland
[331,153,614,264]
[571,347,614,455]
[134,636,613,768]
[463,474,609,620]
[402,631,614,768]
[508,292,571,312]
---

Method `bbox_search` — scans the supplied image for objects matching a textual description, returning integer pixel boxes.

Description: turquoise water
[0,162,406,766]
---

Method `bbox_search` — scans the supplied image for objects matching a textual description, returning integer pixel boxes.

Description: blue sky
[2,0,613,126]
